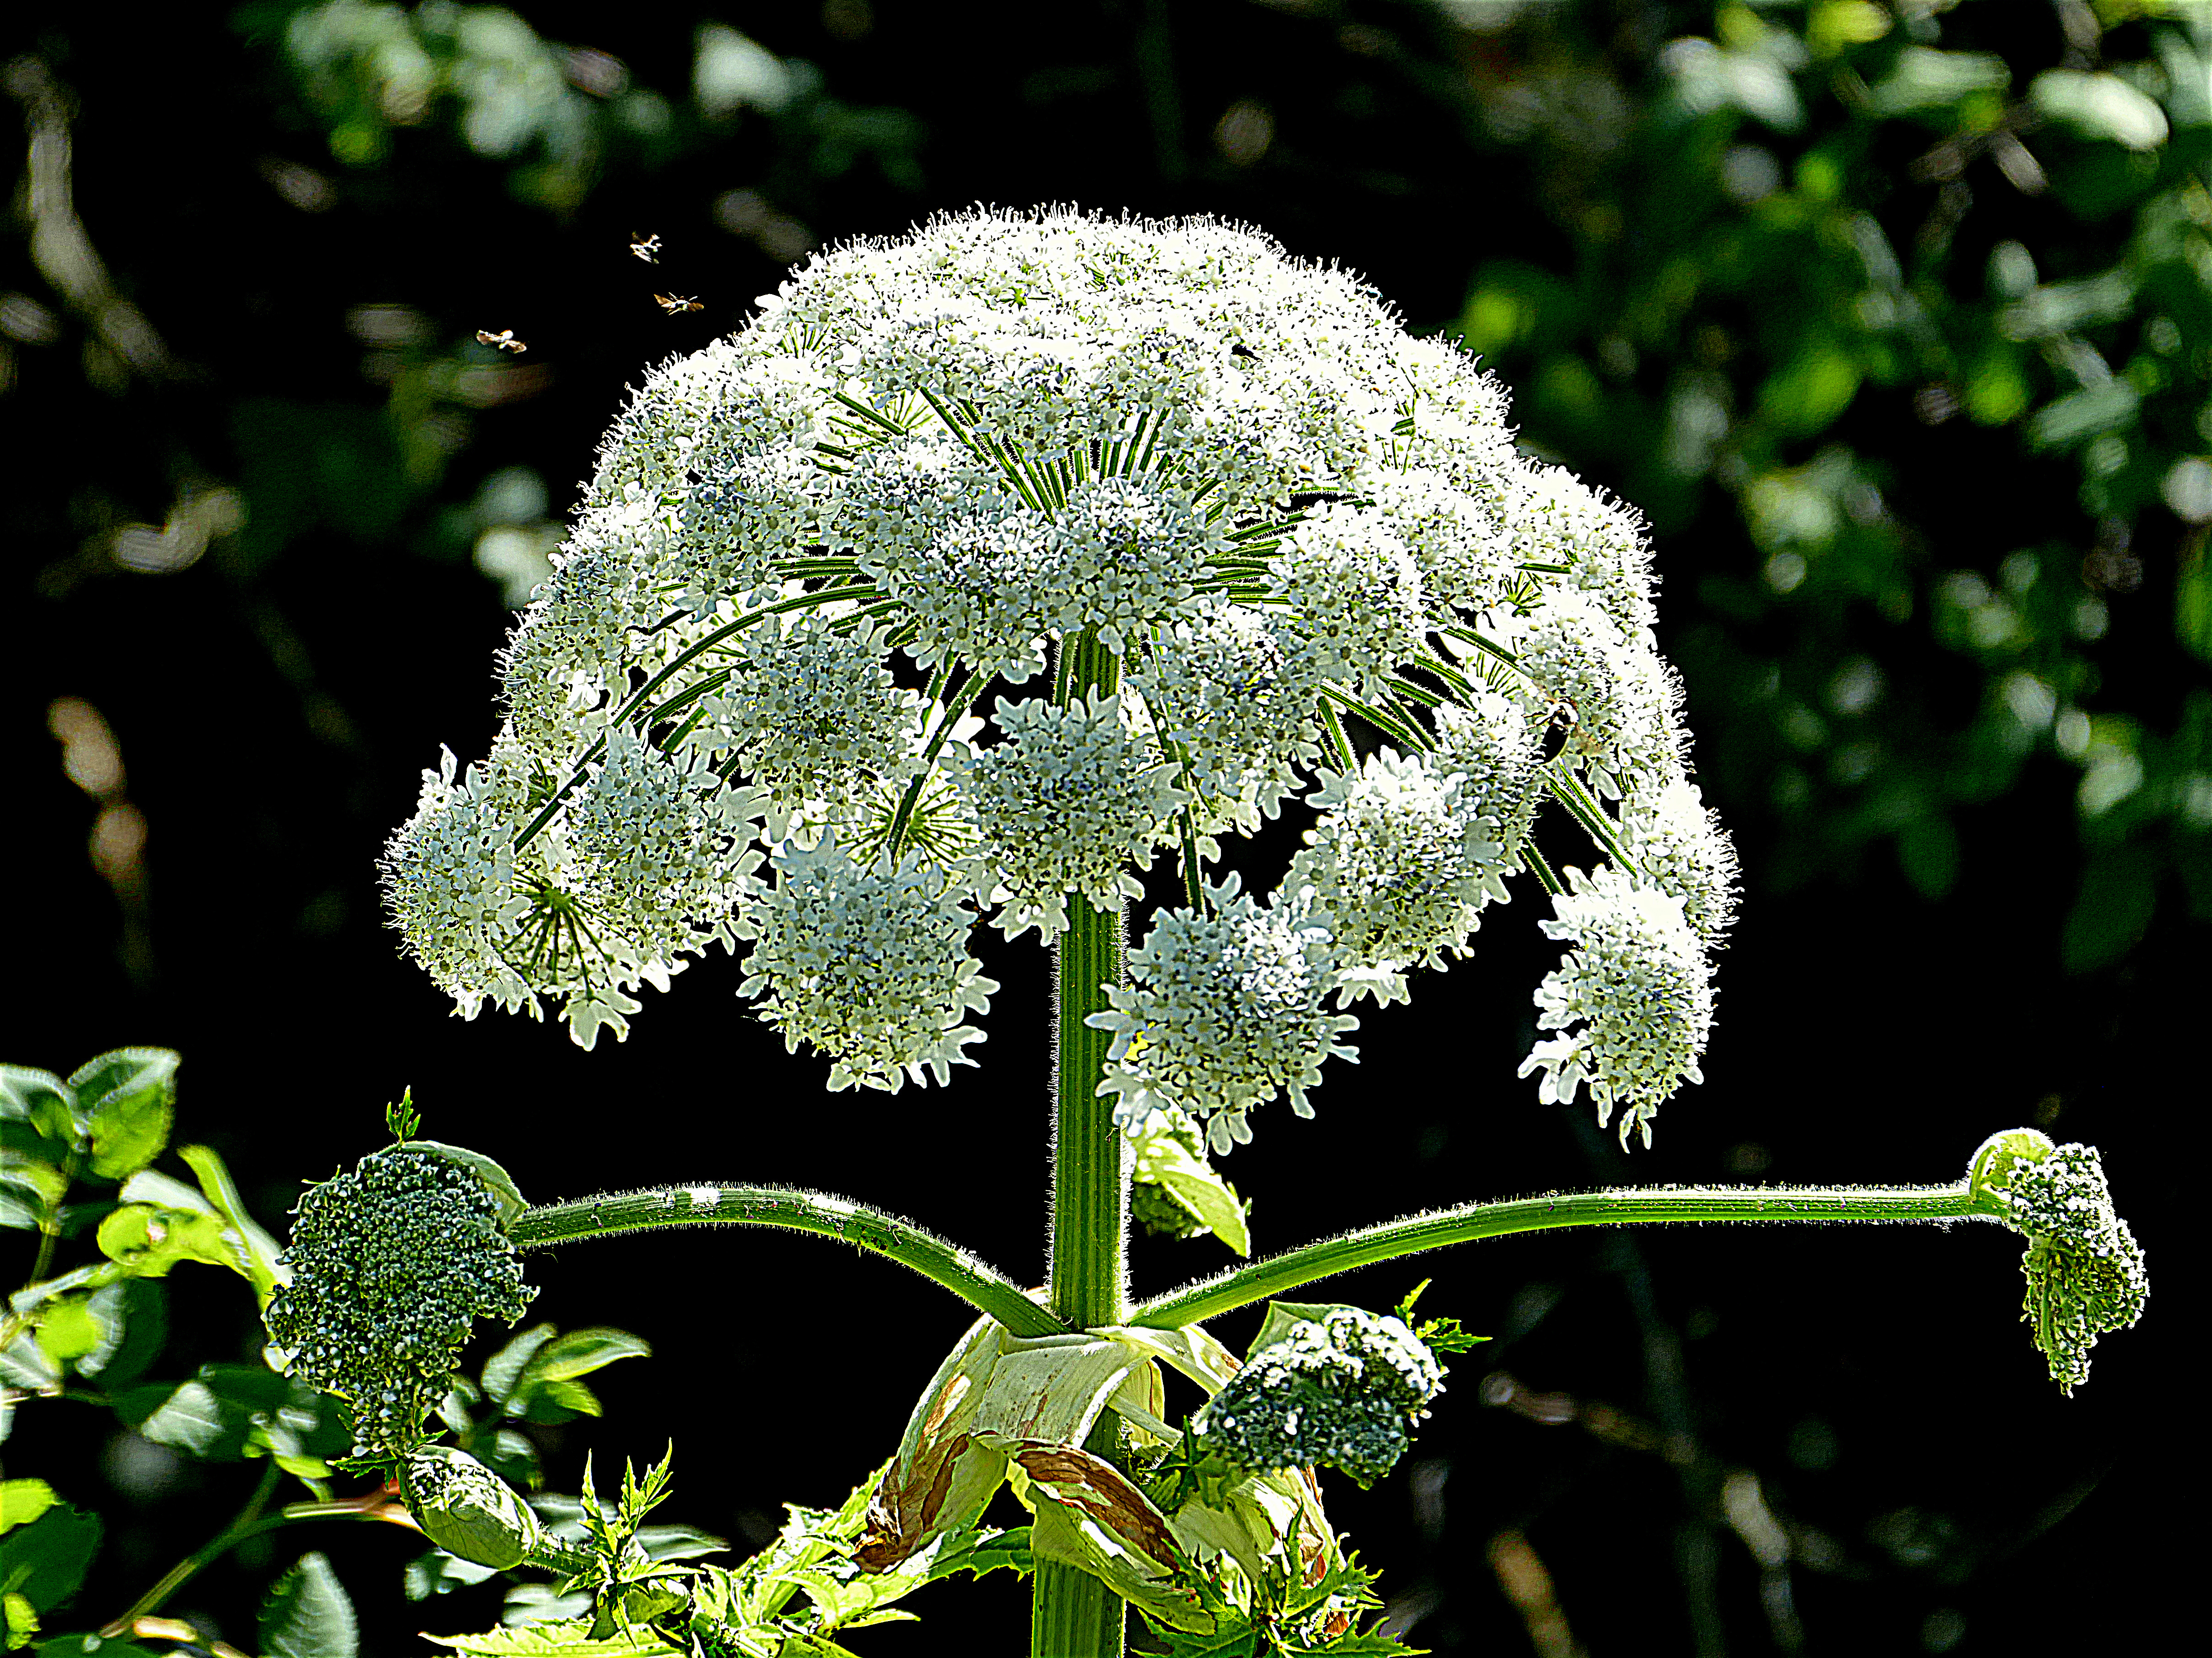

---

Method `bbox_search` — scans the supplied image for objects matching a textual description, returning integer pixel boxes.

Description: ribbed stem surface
[1033,632,1129,1658]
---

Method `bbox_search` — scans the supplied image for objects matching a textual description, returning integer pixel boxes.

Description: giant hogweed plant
[268,212,2143,1657]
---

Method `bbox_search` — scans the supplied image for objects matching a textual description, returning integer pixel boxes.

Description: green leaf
[261,1552,358,1658]
[177,1145,284,1300]
[95,1204,239,1280]
[0,1153,64,1232]
[2062,845,2158,971]
[0,1069,72,1138]
[0,1502,100,1613]
[481,1324,557,1405]
[404,1549,500,1600]
[1131,1119,1250,1257]
[422,1621,677,1657]
[32,1298,104,1365]
[4,1589,37,1650]
[70,1050,177,1181]
[504,1329,649,1424]
[124,1363,335,1462]
[0,1482,55,1536]
[76,1280,167,1387]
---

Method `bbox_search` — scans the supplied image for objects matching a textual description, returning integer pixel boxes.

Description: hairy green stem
[512,1186,1066,1340]
[1036,631,1131,1658]
[1132,1181,2001,1328]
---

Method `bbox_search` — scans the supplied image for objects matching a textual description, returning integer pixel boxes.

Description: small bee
[475,328,527,354]
[1538,700,1578,766]
[629,232,662,264]
[653,293,704,315]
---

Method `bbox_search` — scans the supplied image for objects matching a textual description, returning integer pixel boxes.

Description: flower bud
[402,1446,543,1570]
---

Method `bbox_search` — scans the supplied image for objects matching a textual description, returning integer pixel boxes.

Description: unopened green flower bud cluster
[382,207,1734,1140]
[1989,1137,2149,1395]
[1193,1306,1445,1488]
[265,1145,536,1458]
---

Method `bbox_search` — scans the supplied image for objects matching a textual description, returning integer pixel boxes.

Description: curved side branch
[512,1184,1068,1339]
[1132,1181,2001,1329]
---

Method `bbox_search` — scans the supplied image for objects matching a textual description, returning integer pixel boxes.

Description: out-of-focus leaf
[31,1297,104,1366]
[2062,845,2159,970]
[405,1549,500,1600]
[481,1324,557,1405]
[261,1552,358,1658]
[69,1049,177,1181]
[177,1145,284,1300]
[75,1280,166,1387]
[0,1481,56,1535]
[96,1204,239,1281]
[0,1501,101,1613]
[424,1622,677,1656]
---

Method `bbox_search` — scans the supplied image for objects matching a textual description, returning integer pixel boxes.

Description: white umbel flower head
[1291,749,1509,1000]
[1519,865,1714,1148]
[737,842,996,1091]
[1619,774,1740,951]
[390,207,1728,1137]
[703,614,922,823]
[1131,599,1328,826]
[1266,503,1425,698]
[1509,588,1677,799]
[952,694,1186,940]
[1431,689,1543,868]
[1091,876,1359,1152]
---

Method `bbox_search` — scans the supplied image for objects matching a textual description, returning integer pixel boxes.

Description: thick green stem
[512,1186,1066,1340]
[1133,1181,2002,1329]
[1035,632,1130,1658]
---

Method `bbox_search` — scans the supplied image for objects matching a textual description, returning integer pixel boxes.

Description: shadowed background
[2,2,2197,1653]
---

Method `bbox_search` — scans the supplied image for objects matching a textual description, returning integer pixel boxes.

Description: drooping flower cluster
[1975,1132,2150,1394]
[1519,866,1716,1150]
[383,207,1729,1137]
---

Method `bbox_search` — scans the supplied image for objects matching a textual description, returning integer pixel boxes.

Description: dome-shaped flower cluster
[1194,1306,1445,1488]
[265,1143,536,1459]
[383,207,1728,1137]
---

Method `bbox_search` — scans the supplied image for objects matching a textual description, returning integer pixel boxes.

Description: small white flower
[1518,865,1713,1148]
[952,694,1187,939]
[736,841,996,1092]
[1091,876,1359,1151]
[1364,466,1517,616]
[1505,466,1659,639]
[1291,748,1509,995]
[1035,475,1214,652]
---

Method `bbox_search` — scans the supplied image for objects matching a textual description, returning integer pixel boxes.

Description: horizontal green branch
[512,1184,1069,1339]
[1131,1180,2002,1329]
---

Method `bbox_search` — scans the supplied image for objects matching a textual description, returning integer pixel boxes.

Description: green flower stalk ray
[305,208,2149,1657]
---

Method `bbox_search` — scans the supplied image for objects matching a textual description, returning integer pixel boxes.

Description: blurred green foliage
[1451,0,2212,966]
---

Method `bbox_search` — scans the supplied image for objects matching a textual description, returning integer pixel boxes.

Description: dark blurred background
[2,1,2199,1653]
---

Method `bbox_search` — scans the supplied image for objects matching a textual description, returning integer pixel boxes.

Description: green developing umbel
[264,1140,537,1457]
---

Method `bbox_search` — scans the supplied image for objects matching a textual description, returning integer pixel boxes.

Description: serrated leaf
[74,1050,177,1181]
[261,1552,358,1658]
[0,1502,101,1613]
